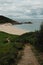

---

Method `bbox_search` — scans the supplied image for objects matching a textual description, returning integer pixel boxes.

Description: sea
[12,18,43,32]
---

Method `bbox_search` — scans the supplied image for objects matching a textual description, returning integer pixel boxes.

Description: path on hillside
[17,45,40,65]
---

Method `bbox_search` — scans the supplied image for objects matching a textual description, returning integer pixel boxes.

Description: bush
[36,22,43,52]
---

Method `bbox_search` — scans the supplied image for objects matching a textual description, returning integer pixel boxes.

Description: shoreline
[0,24,29,35]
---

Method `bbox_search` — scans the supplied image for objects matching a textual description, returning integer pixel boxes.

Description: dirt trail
[17,45,40,65]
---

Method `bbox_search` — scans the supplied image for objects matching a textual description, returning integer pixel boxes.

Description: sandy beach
[0,24,28,35]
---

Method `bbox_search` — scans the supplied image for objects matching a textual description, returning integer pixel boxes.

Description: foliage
[0,31,24,65]
[18,32,37,45]
[0,22,43,65]
[19,22,43,53]
[36,22,43,52]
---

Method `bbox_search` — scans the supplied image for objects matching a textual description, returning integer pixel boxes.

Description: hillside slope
[0,15,20,25]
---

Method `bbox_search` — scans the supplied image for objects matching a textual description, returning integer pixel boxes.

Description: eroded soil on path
[17,45,40,65]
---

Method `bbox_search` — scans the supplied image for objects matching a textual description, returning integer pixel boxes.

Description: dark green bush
[36,22,43,52]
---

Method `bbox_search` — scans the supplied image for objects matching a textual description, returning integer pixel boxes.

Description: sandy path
[0,24,28,35]
[17,45,40,65]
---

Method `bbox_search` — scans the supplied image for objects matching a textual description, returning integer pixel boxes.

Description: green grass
[0,30,43,65]
[0,31,18,42]
[0,31,24,65]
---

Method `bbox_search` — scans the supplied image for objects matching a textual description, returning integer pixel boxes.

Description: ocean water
[13,19,43,32]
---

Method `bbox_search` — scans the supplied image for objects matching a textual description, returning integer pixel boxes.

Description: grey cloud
[0,0,43,19]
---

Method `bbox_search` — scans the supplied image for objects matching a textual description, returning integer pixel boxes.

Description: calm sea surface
[13,19,43,32]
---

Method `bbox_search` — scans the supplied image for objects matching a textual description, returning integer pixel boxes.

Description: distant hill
[0,15,32,25]
[23,22,32,24]
[0,15,20,25]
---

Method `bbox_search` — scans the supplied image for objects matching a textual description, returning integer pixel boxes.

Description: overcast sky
[0,0,43,19]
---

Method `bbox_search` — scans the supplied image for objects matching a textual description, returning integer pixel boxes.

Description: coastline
[0,24,29,35]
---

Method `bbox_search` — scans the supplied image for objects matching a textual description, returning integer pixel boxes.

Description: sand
[0,24,28,35]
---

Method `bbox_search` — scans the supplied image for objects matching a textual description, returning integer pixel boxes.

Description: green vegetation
[17,31,37,45]
[0,31,24,65]
[18,22,43,65]
[0,22,43,65]
[35,22,43,52]
[18,22,43,52]
[35,22,43,65]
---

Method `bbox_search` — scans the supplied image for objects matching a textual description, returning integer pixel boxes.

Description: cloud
[0,0,43,19]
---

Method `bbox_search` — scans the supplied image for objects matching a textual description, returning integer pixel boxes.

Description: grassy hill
[0,22,43,65]
[17,32,37,44]
[0,31,24,65]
